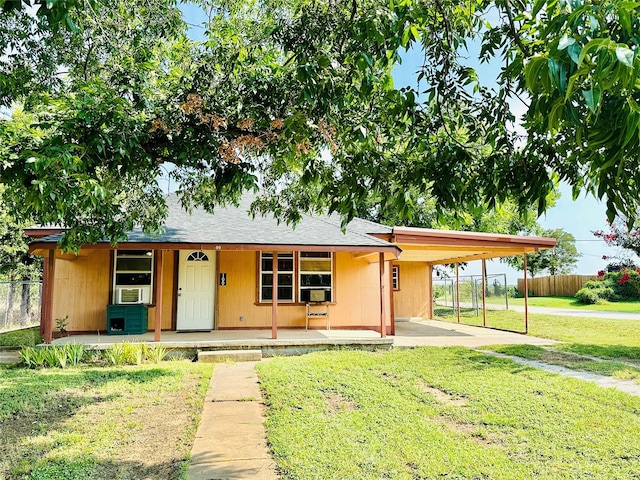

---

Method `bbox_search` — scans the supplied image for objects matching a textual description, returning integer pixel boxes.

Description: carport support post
[427,265,434,319]
[523,253,529,334]
[271,252,278,340]
[379,253,386,338]
[154,249,164,342]
[481,259,487,327]
[455,263,461,323]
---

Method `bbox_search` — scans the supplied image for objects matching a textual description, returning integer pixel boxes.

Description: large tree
[507,227,580,277]
[1,0,639,249]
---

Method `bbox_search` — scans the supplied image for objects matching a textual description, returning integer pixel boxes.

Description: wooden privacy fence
[517,275,599,297]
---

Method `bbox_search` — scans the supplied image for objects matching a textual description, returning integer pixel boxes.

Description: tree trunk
[20,282,31,319]
[7,281,16,320]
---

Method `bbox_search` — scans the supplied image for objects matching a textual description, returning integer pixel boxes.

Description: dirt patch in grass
[88,373,201,479]
[434,414,498,447]
[0,363,212,480]
[323,391,357,415]
[538,351,585,365]
[418,380,468,407]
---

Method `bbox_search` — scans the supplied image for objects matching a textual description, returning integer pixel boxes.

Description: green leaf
[581,89,600,113]
[567,44,581,65]
[615,46,635,67]
[532,0,546,16]
[558,35,575,50]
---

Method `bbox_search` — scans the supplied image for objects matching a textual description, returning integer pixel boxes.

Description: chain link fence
[0,281,42,333]
[433,274,509,317]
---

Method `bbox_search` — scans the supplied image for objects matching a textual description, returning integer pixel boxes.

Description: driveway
[393,319,557,348]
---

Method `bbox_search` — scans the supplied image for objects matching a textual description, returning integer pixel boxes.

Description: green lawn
[434,307,640,347]
[0,327,42,348]
[497,295,640,312]
[0,361,213,480]
[434,307,640,379]
[257,348,640,479]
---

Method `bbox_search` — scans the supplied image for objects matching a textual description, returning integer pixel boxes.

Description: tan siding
[147,250,175,330]
[330,252,385,328]
[53,249,175,333]
[216,251,303,327]
[52,250,111,332]
[393,262,430,318]
[216,251,390,329]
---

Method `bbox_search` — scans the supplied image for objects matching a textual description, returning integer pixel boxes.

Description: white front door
[176,250,216,331]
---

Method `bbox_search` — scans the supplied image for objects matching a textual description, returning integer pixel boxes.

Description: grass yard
[434,307,640,347]
[257,348,640,479]
[0,327,42,348]
[484,344,640,382]
[434,307,640,381]
[498,295,640,312]
[0,361,213,480]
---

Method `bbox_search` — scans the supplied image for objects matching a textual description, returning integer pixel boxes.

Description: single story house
[27,195,556,343]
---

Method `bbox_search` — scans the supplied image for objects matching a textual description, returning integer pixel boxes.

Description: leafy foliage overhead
[0,0,639,249]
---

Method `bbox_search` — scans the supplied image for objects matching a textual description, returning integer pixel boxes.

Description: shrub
[575,288,600,305]
[576,269,640,304]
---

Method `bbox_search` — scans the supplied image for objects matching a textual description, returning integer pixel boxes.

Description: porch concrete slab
[393,319,557,348]
[188,362,278,480]
[50,328,388,347]
[198,349,262,363]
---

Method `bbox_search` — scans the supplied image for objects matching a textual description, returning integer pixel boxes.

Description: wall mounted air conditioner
[115,287,150,304]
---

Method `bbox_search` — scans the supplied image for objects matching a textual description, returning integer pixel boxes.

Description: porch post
[481,259,487,327]
[379,253,386,338]
[154,249,164,342]
[388,262,395,335]
[523,253,529,334]
[43,249,55,344]
[40,253,49,336]
[455,263,461,323]
[427,264,434,319]
[271,252,278,339]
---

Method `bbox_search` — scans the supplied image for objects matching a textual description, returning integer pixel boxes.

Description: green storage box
[106,304,148,335]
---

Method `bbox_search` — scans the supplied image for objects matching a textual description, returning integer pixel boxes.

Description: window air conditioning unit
[115,287,150,304]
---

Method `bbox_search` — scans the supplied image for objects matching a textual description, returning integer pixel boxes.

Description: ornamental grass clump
[576,269,640,304]
[20,344,85,369]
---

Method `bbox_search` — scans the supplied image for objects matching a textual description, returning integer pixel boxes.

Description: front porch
[47,319,556,357]
[49,327,393,357]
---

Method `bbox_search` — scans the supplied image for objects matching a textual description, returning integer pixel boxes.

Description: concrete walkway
[188,361,278,480]
[0,350,20,364]
[481,351,640,397]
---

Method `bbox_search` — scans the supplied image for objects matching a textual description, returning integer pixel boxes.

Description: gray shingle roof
[35,194,396,250]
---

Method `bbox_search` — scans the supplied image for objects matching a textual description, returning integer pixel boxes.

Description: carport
[388,228,557,333]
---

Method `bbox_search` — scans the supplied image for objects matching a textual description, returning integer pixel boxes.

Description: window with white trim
[299,252,333,302]
[392,265,400,290]
[260,252,294,302]
[113,250,154,304]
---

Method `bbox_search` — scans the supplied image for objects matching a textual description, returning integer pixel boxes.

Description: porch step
[197,349,262,363]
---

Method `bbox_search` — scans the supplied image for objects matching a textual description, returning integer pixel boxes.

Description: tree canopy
[1,0,639,249]
[507,227,580,277]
